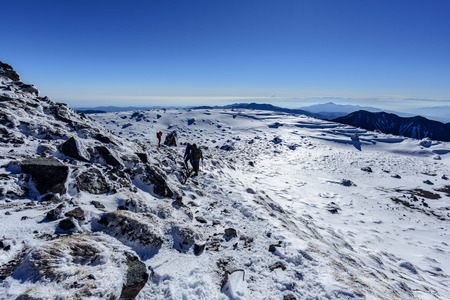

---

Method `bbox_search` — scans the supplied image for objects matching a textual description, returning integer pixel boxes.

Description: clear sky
[2,0,450,111]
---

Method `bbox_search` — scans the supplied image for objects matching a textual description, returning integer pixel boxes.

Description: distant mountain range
[298,102,413,119]
[333,110,450,142]
[193,103,318,117]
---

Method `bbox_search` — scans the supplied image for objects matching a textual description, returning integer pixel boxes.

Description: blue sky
[2,0,450,111]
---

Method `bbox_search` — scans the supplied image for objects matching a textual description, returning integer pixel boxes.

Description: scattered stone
[213,220,221,226]
[59,218,76,230]
[442,175,448,180]
[91,200,105,209]
[224,228,237,240]
[65,207,85,220]
[21,216,28,221]
[21,157,69,194]
[361,166,372,173]
[399,261,418,274]
[326,202,341,214]
[272,137,282,144]
[268,122,283,128]
[220,145,234,151]
[284,294,297,300]
[46,204,65,221]
[423,180,434,185]
[391,174,402,179]
[269,262,286,271]
[248,161,254,167]
[60,136,90,162]
[195,216,207,224]
[246,188,256,194]
[120,254,149,299]
[269,244,278,253]
[194,243,206,255]
[340,179,356,187]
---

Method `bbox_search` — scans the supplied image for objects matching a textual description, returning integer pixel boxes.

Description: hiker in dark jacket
[184,143,193,168]
[190,144,203,176]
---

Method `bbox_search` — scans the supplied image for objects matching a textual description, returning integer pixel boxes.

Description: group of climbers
[183,143,203,176]
[156,131,203,176]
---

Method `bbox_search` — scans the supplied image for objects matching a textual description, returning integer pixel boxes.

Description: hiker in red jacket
[156,131,162,147]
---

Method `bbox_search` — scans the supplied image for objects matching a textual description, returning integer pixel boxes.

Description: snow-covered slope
[93,108,450,299]
[1,62,450,299]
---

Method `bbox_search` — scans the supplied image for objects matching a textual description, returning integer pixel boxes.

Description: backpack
[193,148,202,160]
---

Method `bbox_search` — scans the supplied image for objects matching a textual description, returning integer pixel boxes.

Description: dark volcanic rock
[120,255,149,299]
[60,137,90,162]
[21,157,69,194]
[95,146,122,167]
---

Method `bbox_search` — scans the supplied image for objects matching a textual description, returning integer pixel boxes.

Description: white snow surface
[1,76,450,299]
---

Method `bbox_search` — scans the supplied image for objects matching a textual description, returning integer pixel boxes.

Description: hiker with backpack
[190,144,203,176]
[184,143,193,168]
[156,131,162,147]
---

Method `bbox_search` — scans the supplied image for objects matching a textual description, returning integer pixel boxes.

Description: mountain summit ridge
[333,110,450,142]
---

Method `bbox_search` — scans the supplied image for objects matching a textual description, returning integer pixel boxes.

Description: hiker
[190,144,203,176]
[156,131,162,147]
[184,143,193,168]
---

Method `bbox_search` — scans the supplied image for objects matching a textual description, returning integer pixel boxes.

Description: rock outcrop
[20,158,69,194]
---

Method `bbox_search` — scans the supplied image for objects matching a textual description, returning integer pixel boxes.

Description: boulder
[164,131,177,146]
[140,165,173,198]
[21,157,69,194]
[120,254,149,298]
[65,207,85,220]
[97,210,164,257]
[95,146,123,167]
[136,152,148,163]
[60,137,90,162]
[171,225,201,252]
[59,218,76,230]
[45,204,64,221]
[12,233,146,299]
[76,168,111,194]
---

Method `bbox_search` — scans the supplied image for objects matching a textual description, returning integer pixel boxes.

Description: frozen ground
[89,108,450,299]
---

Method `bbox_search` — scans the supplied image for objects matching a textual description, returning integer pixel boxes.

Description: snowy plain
[90,108,450,299]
